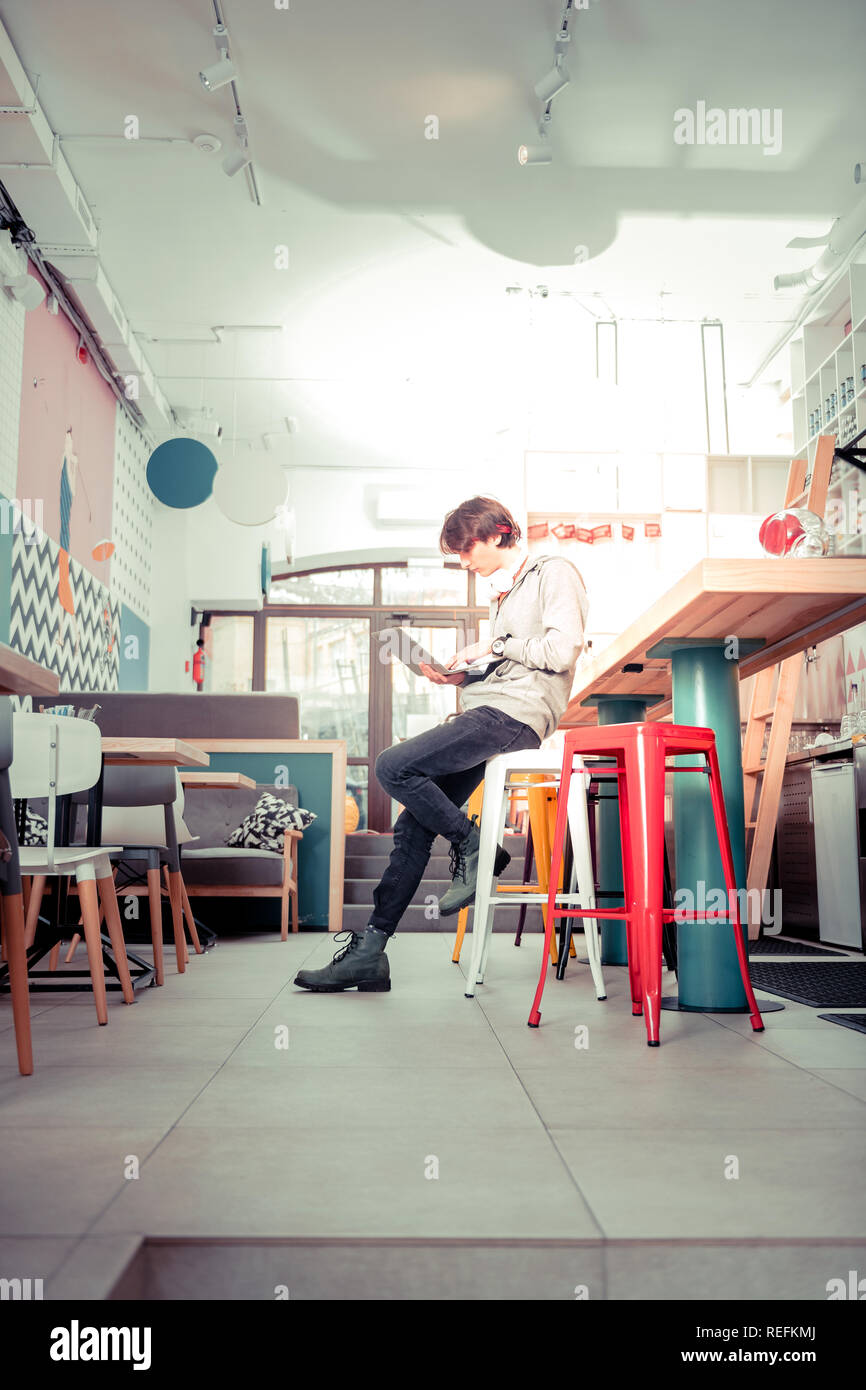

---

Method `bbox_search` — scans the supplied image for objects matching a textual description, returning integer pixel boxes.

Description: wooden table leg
[1,892,34,1074]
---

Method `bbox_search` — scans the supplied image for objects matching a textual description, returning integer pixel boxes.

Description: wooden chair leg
[24,874,48,948]
[179,878,203,953]
[65,876,109,964]
[1,892,34,1075]
[146,866,165,987]
[163,867,186,974]
[63,934,81,964]
[77,875,109,1025]
[280,878,289,941]
[97,876,135,1005]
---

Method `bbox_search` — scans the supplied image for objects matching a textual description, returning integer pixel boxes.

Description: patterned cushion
[21,807,49,846]
[226,792,316,852]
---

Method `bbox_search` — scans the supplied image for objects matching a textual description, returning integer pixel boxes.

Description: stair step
[343,877,455,905]
[344,855,453,878]
[345,831,527,854]
[344,856,530,883]
[341,902,548,933]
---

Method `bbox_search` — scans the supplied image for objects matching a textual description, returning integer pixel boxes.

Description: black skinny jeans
[370,704,542,937]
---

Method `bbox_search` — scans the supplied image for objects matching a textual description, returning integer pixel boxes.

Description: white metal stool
[463,744,605,1002]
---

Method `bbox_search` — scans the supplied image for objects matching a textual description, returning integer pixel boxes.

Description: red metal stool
[528,722,765,1047]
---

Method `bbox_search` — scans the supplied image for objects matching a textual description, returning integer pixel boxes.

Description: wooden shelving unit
[789,262,866,557]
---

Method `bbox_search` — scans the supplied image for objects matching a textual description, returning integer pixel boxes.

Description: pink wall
[17,265,116,580]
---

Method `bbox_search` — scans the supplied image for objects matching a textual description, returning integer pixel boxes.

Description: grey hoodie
[458,553,590,741]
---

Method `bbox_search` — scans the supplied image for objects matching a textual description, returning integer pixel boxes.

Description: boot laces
[448,842,467,884]
[331,929,363,963]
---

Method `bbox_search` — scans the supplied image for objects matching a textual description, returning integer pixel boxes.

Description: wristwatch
[491,634,511,657]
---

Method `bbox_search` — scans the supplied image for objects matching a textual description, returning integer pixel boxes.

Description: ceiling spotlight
[200,56,236,91]
[534,62,570,103]
[222,148,251,177]
[1,274,45,310]
[518,135,552,166]
[193,132,222,154]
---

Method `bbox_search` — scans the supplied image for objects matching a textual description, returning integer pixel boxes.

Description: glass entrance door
[379,620,469,830]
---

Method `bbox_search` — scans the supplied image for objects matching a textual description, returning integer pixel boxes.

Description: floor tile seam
[446,959,610,1243]
[116,1233,866,1249]
[0,1235,81,1281]
[4,1119,866,1139]
[48,1229,146,1294]
[60,1004,292,1236]
[667,1009,866,1090]
[0,1126,173,1249]
[5,1114,860,1135]
[716,1035,866,1100]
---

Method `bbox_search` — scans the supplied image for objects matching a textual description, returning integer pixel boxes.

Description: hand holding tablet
[380,628,496,684]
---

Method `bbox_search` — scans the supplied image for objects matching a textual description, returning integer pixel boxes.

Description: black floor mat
[749,937,847,957]
[748,962,866,1008]
[817,1013,866,1035]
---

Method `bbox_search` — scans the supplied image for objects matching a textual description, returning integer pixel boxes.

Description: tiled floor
[1,930,864,1300]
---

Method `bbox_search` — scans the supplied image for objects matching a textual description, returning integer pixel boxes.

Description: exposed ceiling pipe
[746,188,866,388]
[773,191,866,291]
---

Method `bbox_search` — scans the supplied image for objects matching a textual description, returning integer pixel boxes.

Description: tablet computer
[379,628,494,679]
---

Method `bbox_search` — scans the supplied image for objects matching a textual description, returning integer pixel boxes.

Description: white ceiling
[1,0,864,468]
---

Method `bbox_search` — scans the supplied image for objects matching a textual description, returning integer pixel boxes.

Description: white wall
[186,494,279,606]
[147,505,192,691]
[288,461,526,562]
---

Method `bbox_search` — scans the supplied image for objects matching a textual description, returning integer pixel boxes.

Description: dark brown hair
[439,497,521,555]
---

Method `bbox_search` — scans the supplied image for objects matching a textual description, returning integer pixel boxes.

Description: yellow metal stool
[451,775,576,964]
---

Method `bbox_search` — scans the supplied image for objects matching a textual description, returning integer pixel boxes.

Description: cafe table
[178,770,256,789]
[561,556,866,1013]
[0,642,60,698]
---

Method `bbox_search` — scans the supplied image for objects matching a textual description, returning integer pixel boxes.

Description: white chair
[0,697,33,1073]
[463,742,605,1002]
[10,713,134,1024]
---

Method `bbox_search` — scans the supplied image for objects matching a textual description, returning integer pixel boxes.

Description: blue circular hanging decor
[146,438,218,509]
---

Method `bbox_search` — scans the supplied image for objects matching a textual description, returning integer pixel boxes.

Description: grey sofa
[53,692,300,740]
[181,782,297,884]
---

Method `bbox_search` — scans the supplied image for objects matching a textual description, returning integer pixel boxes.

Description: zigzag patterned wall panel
[110,404,154,624]
[10,524,121,692]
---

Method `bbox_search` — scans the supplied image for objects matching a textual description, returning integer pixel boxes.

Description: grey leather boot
[437,820,510,918]
[294,926,391,992]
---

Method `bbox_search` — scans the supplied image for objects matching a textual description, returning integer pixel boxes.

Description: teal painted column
[584,694,662,965]
[666,642,749,1010]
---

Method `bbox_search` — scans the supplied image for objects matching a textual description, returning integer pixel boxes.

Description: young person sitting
[293,496,589,993]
